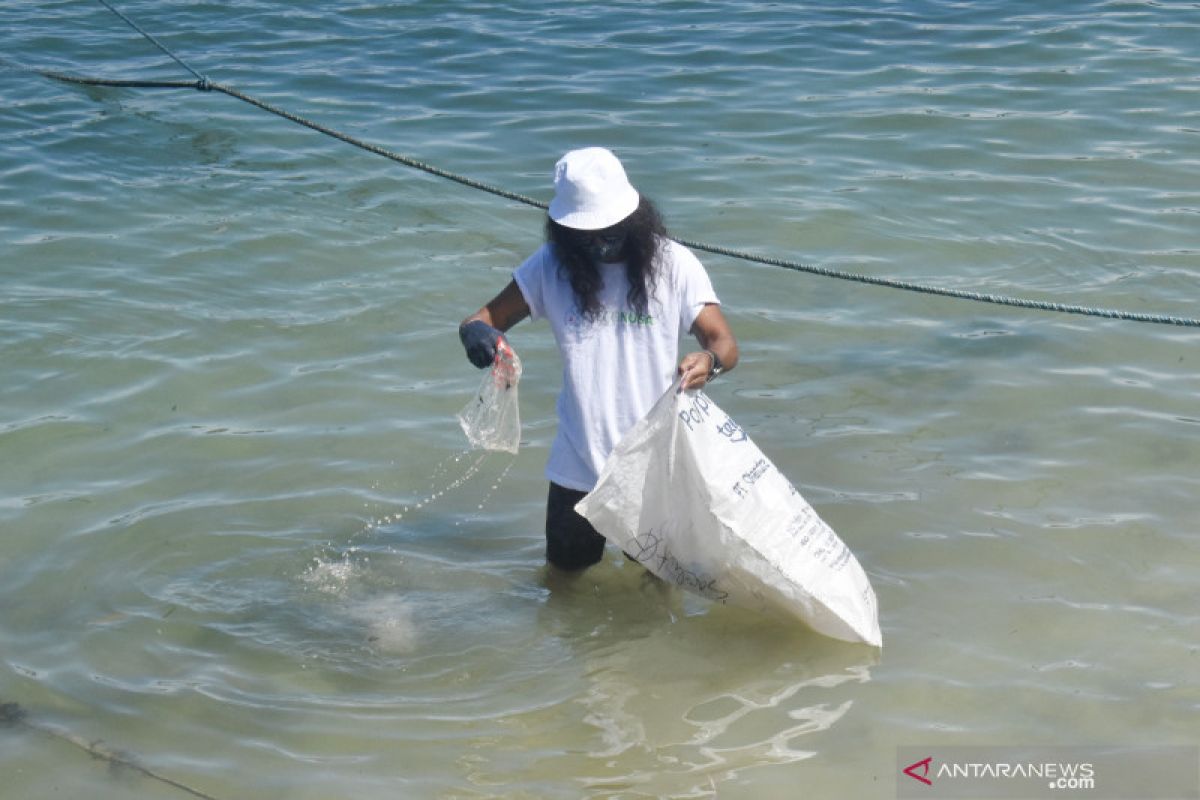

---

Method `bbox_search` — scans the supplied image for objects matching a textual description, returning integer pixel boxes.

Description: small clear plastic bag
[457,339,522,454]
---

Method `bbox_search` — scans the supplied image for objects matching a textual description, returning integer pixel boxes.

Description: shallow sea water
[1,2,1198,798]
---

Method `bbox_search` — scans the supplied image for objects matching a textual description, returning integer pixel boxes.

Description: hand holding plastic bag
[457,339,522,454]
[576,382,881,646]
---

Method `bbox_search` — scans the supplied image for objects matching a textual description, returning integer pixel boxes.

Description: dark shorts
[545,482,607,570]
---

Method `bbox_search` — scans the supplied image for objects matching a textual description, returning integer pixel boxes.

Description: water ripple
[3,1,1199,797]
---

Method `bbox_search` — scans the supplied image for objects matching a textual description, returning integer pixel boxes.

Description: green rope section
[672,238,1200,327]
[33,2,1200,330]
[2,699,224,800]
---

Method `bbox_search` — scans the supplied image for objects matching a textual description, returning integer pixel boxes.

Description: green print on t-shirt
[566,308,656,330]
[616,310,655,326]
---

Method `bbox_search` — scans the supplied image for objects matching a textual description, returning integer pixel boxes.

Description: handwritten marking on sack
[629,528,729,603]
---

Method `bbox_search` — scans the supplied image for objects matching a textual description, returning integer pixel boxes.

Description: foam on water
[348,595,420,655]
[298,448,522,664]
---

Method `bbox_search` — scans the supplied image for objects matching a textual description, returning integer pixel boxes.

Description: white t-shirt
[514,238,719,491]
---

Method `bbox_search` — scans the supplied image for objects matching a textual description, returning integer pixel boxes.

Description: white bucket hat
[547,147,640,231]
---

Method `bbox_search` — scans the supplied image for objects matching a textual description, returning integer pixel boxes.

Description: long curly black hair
[545,196,668,319]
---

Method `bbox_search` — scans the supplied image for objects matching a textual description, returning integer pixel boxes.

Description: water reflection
[527,558,877,795]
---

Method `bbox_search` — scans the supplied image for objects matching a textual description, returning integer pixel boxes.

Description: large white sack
[576,383,882,646]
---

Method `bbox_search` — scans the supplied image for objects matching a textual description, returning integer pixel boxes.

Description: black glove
[459,319,503,369]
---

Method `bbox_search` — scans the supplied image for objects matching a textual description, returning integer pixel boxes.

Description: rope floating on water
[2,699,223,800]
[33,2,1200,330]
[672,238,1200,327]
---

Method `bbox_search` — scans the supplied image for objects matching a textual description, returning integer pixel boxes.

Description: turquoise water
[2,1,1198,798]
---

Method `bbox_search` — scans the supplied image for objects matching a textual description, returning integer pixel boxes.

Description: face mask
[576,228,627,263]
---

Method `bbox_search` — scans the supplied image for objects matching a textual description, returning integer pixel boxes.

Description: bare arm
[461,279,530,333]
[679,303,739,390]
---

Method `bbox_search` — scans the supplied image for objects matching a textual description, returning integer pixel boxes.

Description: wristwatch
[704,349,724,381]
